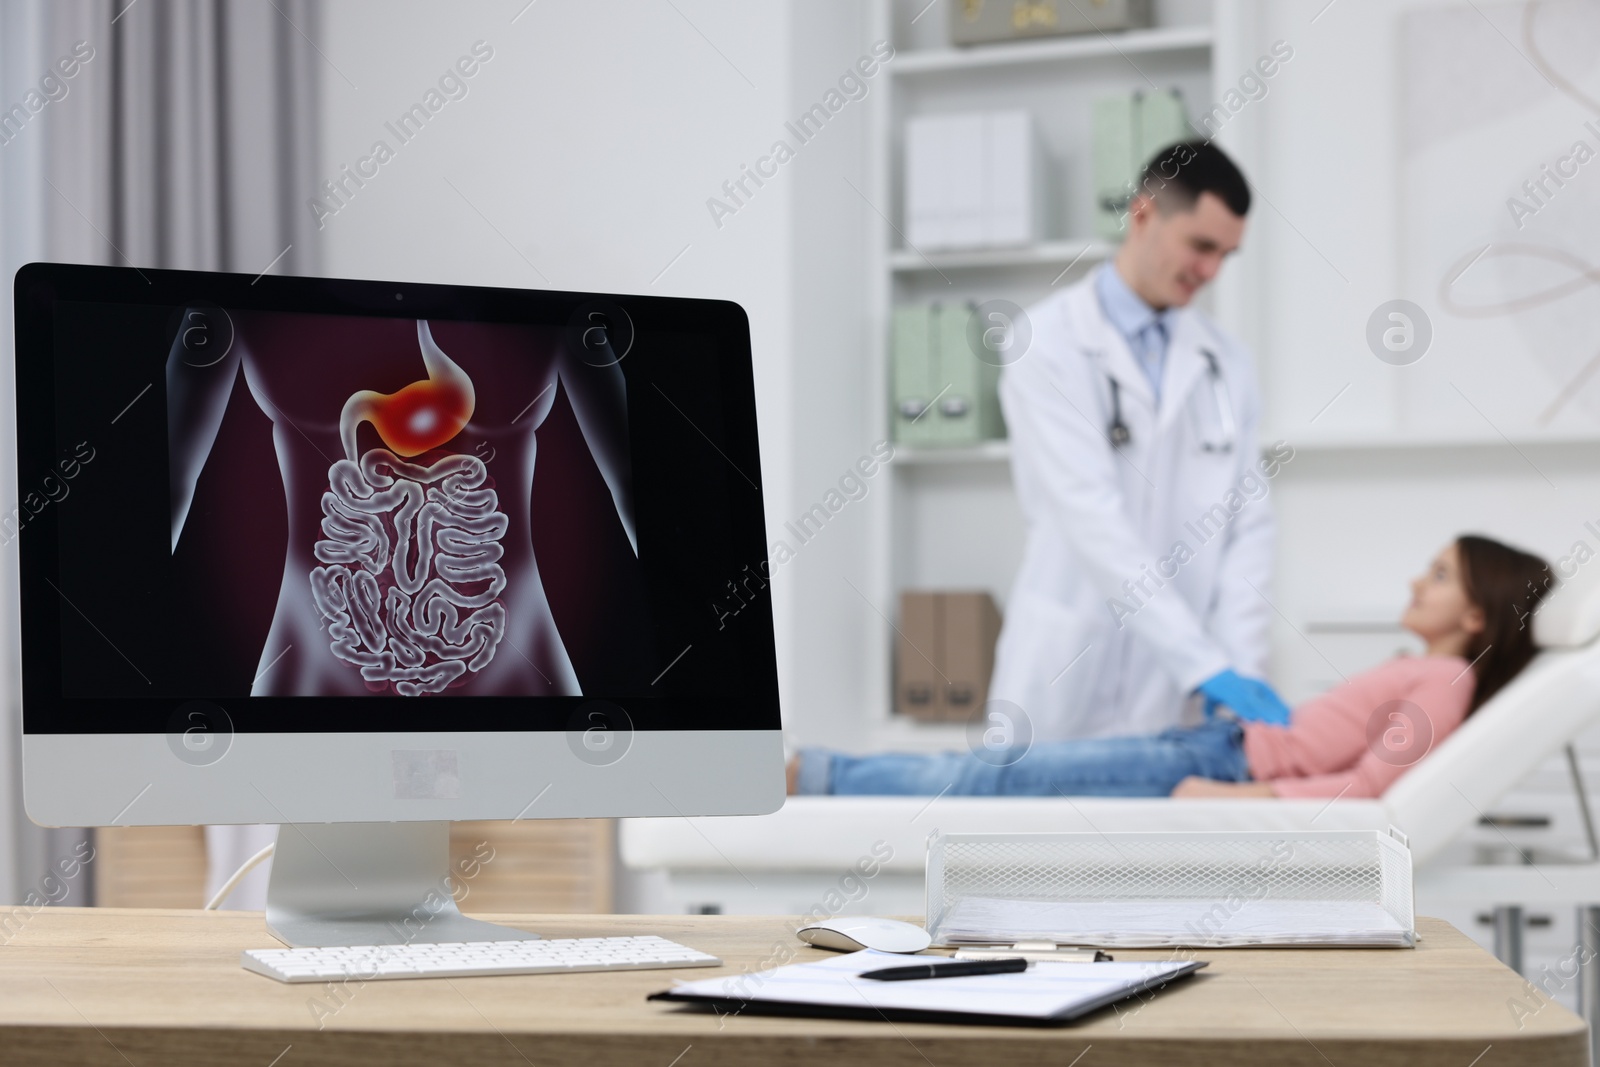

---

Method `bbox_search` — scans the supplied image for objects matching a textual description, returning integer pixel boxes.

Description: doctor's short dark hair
[1133,140,1251,218]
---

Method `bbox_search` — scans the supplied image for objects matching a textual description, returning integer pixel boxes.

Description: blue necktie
[1133,319,1168,404]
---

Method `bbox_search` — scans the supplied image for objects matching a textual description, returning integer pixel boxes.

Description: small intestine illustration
[308,321,509,695]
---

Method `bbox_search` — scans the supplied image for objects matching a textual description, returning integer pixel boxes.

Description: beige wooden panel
[92,826,208,909]
[450,819,614,914]
[91,821,615,914]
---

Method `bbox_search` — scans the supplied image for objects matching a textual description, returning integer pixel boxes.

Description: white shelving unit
[861,0,1221,747]
[888,238,1111,274]
[891,440,1011,465]
[891,23,1214,76]
[1281,432,1600,454]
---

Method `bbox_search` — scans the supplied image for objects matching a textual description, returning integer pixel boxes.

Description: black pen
[859,957,1030,982]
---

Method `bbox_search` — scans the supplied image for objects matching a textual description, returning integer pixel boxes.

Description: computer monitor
[12,262,784,945]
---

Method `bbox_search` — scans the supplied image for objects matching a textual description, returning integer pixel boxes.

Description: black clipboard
[648,959,1207,1027]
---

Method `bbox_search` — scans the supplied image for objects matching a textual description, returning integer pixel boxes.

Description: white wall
[772,5,882,744]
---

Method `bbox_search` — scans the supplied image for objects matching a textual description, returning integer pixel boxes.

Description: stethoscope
[1105,347,1236,453]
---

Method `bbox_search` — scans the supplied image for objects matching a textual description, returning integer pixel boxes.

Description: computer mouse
[795,916,933,953]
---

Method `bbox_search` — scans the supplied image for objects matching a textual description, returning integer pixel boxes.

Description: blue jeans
[795,719,1251,797]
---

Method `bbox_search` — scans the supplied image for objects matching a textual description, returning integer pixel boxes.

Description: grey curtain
[0,0,322,909]
[45,0,321,274]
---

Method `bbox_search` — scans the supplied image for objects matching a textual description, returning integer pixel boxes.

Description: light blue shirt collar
[1094,262,1174,399]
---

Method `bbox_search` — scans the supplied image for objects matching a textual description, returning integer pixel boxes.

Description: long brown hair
[1456,535,1552,713]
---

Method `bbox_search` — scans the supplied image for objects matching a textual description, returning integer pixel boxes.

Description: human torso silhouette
[167,311,634,698]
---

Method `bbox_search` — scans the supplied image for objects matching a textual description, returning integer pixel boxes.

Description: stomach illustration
[308,322,509,695]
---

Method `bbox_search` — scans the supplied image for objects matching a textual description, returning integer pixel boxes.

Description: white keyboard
[241,935,722,983]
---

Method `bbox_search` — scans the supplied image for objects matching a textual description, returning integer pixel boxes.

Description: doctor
[991,140,1290,742]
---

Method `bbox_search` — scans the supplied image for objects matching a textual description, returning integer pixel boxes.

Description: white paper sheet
[666,949,1199,1021]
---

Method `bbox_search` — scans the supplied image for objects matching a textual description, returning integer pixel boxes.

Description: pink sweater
[1242,655,1473,798]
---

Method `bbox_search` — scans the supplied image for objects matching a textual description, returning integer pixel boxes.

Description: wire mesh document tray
[925,829,1416,948]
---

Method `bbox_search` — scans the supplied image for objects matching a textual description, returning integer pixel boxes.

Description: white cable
[205,843,276,911]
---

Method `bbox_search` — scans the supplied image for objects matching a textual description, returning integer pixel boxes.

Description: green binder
[892,303,1004,447]
[1093,88,1192,240]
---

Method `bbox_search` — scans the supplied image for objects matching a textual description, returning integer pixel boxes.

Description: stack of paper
[938,896,1413,948]
[652,949,1203,1025]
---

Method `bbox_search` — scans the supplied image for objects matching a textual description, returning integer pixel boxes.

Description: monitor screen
[14,264,779,739]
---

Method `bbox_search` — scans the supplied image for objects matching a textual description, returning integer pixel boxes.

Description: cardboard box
[896,591,1004,722]
[949,0,1152,46]
[941,592,1003,720]
[897,592,942,719]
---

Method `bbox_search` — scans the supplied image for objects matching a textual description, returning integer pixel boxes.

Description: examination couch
[622,562,1600,951]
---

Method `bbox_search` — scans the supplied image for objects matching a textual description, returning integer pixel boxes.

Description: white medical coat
[990,273,1277,741]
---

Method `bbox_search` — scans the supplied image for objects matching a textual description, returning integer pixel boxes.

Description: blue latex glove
[1196,669,1291,725]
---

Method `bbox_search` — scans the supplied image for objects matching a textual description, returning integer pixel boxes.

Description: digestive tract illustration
[309,322,508,696]
[166,310,636,698]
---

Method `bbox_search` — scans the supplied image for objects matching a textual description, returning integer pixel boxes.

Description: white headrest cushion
[1534,562,1600,648]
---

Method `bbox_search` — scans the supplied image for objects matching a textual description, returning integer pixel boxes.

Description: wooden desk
[0,909,1586,1066]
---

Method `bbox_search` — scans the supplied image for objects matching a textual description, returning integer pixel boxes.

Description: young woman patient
[790,536,1550,799]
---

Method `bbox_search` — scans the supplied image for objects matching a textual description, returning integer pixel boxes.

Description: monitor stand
[264,821,542,947]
